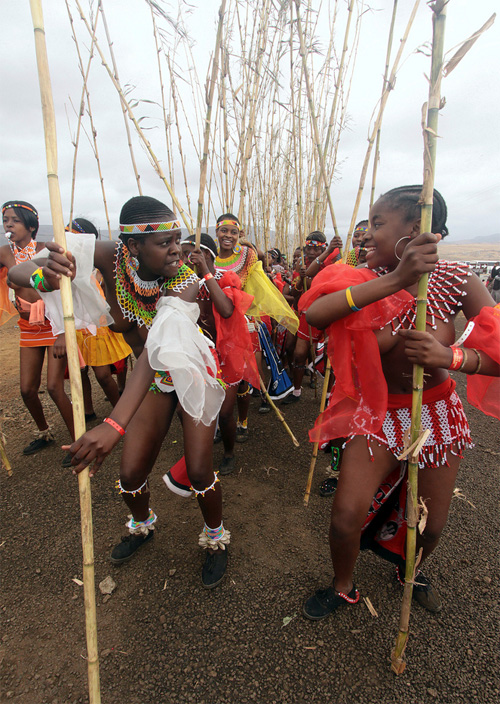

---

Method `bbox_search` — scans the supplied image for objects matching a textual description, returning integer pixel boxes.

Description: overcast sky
[1,1,499,243]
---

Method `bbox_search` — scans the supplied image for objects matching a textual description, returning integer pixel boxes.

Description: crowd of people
[1,188,499,614]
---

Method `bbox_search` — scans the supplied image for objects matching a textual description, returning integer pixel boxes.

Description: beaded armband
[30,267,54,293]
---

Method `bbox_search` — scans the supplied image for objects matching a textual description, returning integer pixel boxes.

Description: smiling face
[364,199,418,270]
[216,223,240,254]
[128,230,182,280]
[2,208,35,245]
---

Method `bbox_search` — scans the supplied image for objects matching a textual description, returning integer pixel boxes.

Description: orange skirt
[76,327,132,367]
[18,317,56,348]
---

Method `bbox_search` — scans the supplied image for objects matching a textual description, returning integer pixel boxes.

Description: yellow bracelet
[346,286,361,312]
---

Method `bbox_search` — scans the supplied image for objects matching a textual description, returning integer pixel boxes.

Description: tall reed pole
[29,1,100,701]
[391,1,447,674]
[294,0,339,238]
[343,0,419,260]
[196,0,226,248]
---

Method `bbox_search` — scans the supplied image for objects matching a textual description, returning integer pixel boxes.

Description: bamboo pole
[294,0,339,238]
[391,2,447,675]
[74,0,192,233]
[196,0,226,248]
[0,429,12,477]
[66,2,112,240]
[370,1,398,209]
[99,0,143,195]
[304,358,331,505]
[28,2,100,701]
[259,378,299,448]
[343,0,420,260]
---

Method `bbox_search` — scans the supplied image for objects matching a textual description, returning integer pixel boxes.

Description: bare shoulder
[0,244,14,268]
[94,240,118,272]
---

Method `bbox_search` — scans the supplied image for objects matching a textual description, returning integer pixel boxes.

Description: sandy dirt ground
[0,314,499,704]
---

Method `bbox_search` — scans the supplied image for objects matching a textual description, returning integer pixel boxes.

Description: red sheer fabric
[213,271,260,388]
[299,264,412,443]
[464,304,500,420]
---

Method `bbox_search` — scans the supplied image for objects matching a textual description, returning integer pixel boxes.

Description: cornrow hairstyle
[119,196,175,245]
[354,219,368,230]
[184,233,218,260]
[2,200,39,238]
[70,218,98,238]
[379,185,449,238]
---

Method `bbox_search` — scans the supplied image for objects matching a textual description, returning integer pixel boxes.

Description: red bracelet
[448,346,464,371]
[203,272,214,281]
[103,417,126,436]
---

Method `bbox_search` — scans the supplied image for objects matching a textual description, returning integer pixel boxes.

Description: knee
[419,523,444,547]
[47,379,63,399]
[186,461,213,490]
[330,505,365,542]
[94,367,112,384]
[20,384,38,403]
[119,465,149,491]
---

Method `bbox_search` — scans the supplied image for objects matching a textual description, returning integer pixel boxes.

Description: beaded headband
[69,219,85,233]
[119,220,181,234]
[216,220,240,230]
[305,238,326,248]
[354,225,368,234]
[184,241,217,261]
[2,202,38,218]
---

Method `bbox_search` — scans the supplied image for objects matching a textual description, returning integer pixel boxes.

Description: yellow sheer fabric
[244,260,298,333]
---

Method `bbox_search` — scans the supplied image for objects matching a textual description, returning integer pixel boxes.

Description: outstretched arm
[185,250,234,318]
[63,350,155,476]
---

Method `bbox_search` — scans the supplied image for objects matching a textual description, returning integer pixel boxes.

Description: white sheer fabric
[146,296,224,425]
[35,233,113,335]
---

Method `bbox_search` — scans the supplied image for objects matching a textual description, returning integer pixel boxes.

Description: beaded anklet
[198,522,231,551]
[126,509,157,535]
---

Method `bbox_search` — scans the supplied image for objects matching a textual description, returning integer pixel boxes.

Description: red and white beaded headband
[119,221,181,234]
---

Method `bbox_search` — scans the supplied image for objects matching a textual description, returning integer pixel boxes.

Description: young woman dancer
[300,186,499,619]
[214,213,298,472]
[2,201,74,453]
[11,196,232,588]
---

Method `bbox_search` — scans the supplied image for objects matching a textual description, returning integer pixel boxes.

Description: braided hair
[69,218,98,238]
[378,185,449,238]
[119,196,175,246]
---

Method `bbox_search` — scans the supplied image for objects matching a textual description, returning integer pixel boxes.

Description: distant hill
[453,233,499,246]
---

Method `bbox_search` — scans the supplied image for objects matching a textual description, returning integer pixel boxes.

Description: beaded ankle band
[126,509,157,535]
[198,522,231,551]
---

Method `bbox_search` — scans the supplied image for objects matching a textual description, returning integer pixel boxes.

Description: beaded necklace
[114,241,164,329]
[115,244,199,328]
[215,246,256,286]
[9,239,37,264]
[376,260,471,333]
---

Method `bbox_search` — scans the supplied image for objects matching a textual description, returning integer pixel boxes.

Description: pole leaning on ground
[29,2,101,701]
[391,2,447,675]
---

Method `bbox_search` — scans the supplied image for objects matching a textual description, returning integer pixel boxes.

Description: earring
[394,236,411,261]
[233,242,242,254]
[129,256,139,272]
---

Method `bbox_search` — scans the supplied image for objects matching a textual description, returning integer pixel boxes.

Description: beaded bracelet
[103,417,126,436]
[30,267,54,293]
[468,348,482,375]
[448,346,464,371]
[203,272,214,281]
[345,286,361,312]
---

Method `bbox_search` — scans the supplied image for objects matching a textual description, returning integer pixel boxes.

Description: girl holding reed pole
[299,185,500,620]
[11,195,232,588]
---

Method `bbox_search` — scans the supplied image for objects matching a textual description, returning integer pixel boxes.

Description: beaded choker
[114,241,164,329]
[9,239,37,264]
[115,244,199,329]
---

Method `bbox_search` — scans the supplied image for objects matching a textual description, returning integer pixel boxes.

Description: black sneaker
[319,476,338,497]
[236,426,249,442]
[23,432,54,456]
[110,530,154,564]
[303,584,359,621]
[396,565,442,613]
[282,393,300,405]
[258,400,271,414]
[202,549,228,589]
[218,456,235,476]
